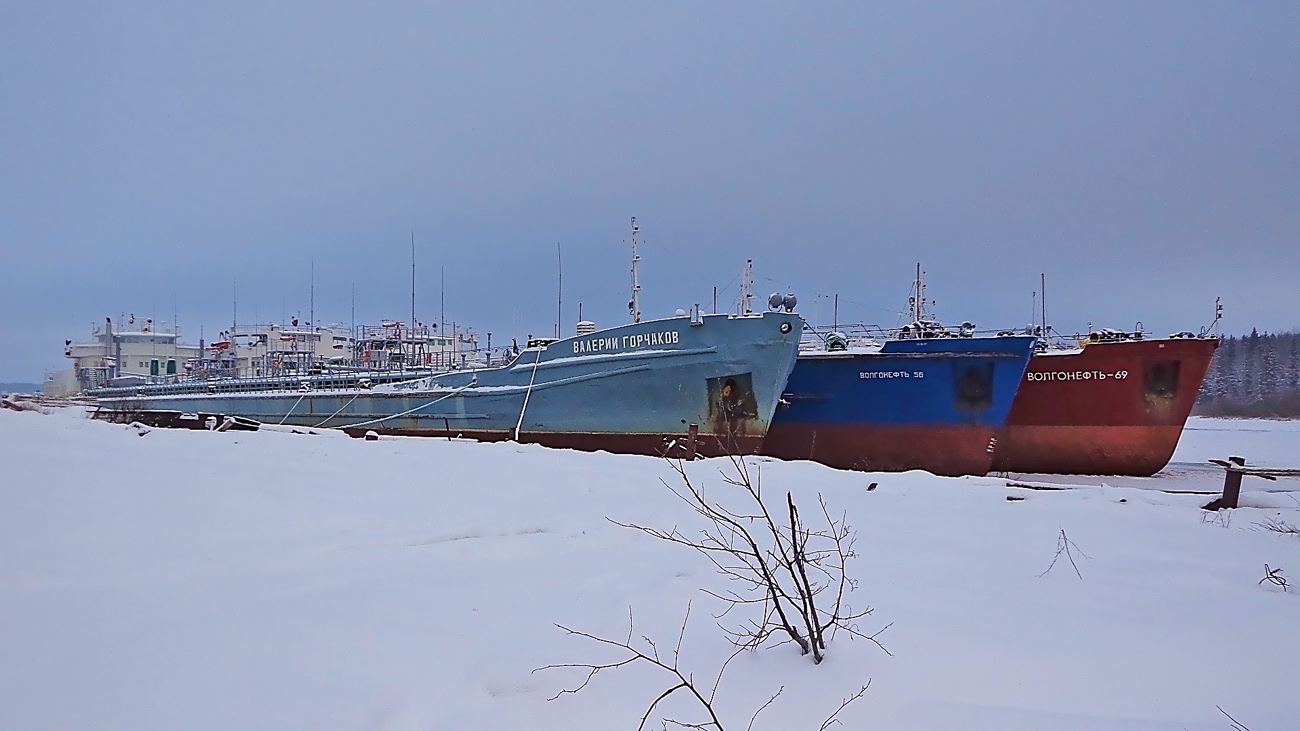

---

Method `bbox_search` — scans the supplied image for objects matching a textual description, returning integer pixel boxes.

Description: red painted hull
[761,423,1000,476]
[993,338,1217,476]
[340,427,765,458]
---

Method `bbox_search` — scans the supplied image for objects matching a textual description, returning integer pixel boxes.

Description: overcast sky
[2,1,1297,381]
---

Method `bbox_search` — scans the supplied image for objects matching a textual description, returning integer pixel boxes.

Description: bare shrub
[1257,516,1300,537]
[535,603,869,731]
[612,456,888,665]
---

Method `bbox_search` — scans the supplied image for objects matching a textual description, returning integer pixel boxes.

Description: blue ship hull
[95,312,803,457]
[762,336,1036,475]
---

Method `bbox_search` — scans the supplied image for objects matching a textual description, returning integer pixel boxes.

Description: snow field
[2,408,1298,729]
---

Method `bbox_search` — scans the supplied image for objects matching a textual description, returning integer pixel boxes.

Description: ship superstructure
[198,320,354,380]
[56,316,200,394]
[52,315,485,397]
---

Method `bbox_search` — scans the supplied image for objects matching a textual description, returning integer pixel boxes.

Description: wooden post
[686,423,698,461]
[1206,457,1294,510]
[1221,456,1246,509]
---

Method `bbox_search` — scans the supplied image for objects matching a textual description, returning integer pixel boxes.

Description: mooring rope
[277,391,310,425]
[311,391,362,428]
[514,352,542,441]
[336,377,478,430]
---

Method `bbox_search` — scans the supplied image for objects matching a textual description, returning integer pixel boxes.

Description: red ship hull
[992,338,1218,476]
[762,423,999,476]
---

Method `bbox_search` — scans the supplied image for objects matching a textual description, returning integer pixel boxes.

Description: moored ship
[992,330,1219,476]
[762,323,1036,475]
[92,222,804,456]
[762,267,1036,476]
[93,310,803,456]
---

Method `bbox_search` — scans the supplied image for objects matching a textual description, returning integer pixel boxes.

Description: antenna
[629,217,641,323]
[440,265,445,333]
[232,281,238,374]
[556,242,563,338]
[310,259,315,328]
[1203,296,1224,336]
[909,263,926,322]
[1041,272,1047,338]
[410,232,417,347]
[741,259,753,315]
[833,294,839,330]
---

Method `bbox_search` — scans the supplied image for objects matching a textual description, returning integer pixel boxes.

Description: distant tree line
[1196,330,1300,418]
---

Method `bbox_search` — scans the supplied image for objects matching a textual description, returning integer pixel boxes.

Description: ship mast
[1040,271,1048,338]
[556,242,562,338]
[909,263,926,322]
[411,231,416,353]
[628,217,641,324]
[741,259,753,315]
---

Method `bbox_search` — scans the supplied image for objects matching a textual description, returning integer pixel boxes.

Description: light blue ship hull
[94,312,803,456]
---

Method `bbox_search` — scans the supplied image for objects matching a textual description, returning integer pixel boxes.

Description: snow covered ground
[2,408,1298,730]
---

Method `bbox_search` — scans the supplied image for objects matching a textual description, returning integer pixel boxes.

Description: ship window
[954,362,994,409]
[1145,361,1180,399]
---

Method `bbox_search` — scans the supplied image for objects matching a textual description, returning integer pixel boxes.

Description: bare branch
[1260,563,1289,591]
[818,682,871,730]
[640,683,689,731]
[711,644,749,703]
[1039,528,1090,579]
[675,603,692,664]
[537,607,727,731]
[1217,704,1253,731]
[747,686,784,731]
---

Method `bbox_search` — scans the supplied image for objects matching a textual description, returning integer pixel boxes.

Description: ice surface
[2,409,1297,729]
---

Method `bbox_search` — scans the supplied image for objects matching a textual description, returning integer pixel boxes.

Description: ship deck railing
[88,366,453,400]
